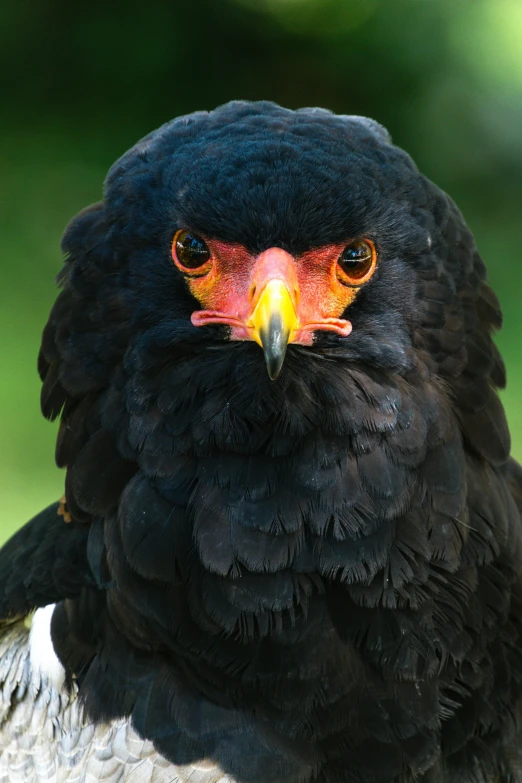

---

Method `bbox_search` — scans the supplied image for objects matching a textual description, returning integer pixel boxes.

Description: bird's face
[175,233,376,379]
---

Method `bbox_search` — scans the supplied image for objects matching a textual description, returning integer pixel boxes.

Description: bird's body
[2,101,522,783]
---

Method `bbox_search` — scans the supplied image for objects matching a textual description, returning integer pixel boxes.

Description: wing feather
[0,615,233,783]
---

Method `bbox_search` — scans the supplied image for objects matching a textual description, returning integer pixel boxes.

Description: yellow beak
[248,279,300,380]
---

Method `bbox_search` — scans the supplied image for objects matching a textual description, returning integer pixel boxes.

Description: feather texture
[0,616,232,783]
[3,101,522,782]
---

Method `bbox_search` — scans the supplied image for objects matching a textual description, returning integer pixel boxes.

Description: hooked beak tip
[266,356,285,381]
[259,317,289,381]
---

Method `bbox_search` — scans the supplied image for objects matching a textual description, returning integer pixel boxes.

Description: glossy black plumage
[3,100,522,782]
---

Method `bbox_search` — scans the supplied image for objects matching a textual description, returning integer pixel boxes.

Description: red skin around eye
[174,238,374,344]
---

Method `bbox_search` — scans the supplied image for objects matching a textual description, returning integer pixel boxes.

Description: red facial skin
[173,238,377,345]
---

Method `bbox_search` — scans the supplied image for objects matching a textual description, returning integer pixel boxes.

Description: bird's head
[78,101,431,385]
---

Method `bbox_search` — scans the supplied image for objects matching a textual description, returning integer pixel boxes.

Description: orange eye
[172,229,211,274]
[336,239,377,286]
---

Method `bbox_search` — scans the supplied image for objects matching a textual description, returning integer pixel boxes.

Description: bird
[1,99,522,783]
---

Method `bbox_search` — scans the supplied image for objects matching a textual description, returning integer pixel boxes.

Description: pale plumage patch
[0,617,232,782]
[29,604,65,691]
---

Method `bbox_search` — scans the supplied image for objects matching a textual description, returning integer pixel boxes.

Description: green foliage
[1,0,522,541]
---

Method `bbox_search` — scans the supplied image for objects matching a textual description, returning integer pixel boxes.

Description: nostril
[250,285,257,298]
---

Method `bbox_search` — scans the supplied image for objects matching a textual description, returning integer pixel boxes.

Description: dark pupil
[339,242,371,277]
[177,233,210,268]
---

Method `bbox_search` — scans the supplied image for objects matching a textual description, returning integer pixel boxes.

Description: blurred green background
[2,0,522,542]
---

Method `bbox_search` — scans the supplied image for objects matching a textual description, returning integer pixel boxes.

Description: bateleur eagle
[1,100,522,783]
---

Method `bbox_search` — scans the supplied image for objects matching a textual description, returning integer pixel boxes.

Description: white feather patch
[29,603,66,690]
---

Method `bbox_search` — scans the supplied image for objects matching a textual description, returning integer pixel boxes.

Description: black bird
[1,100,522,783]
